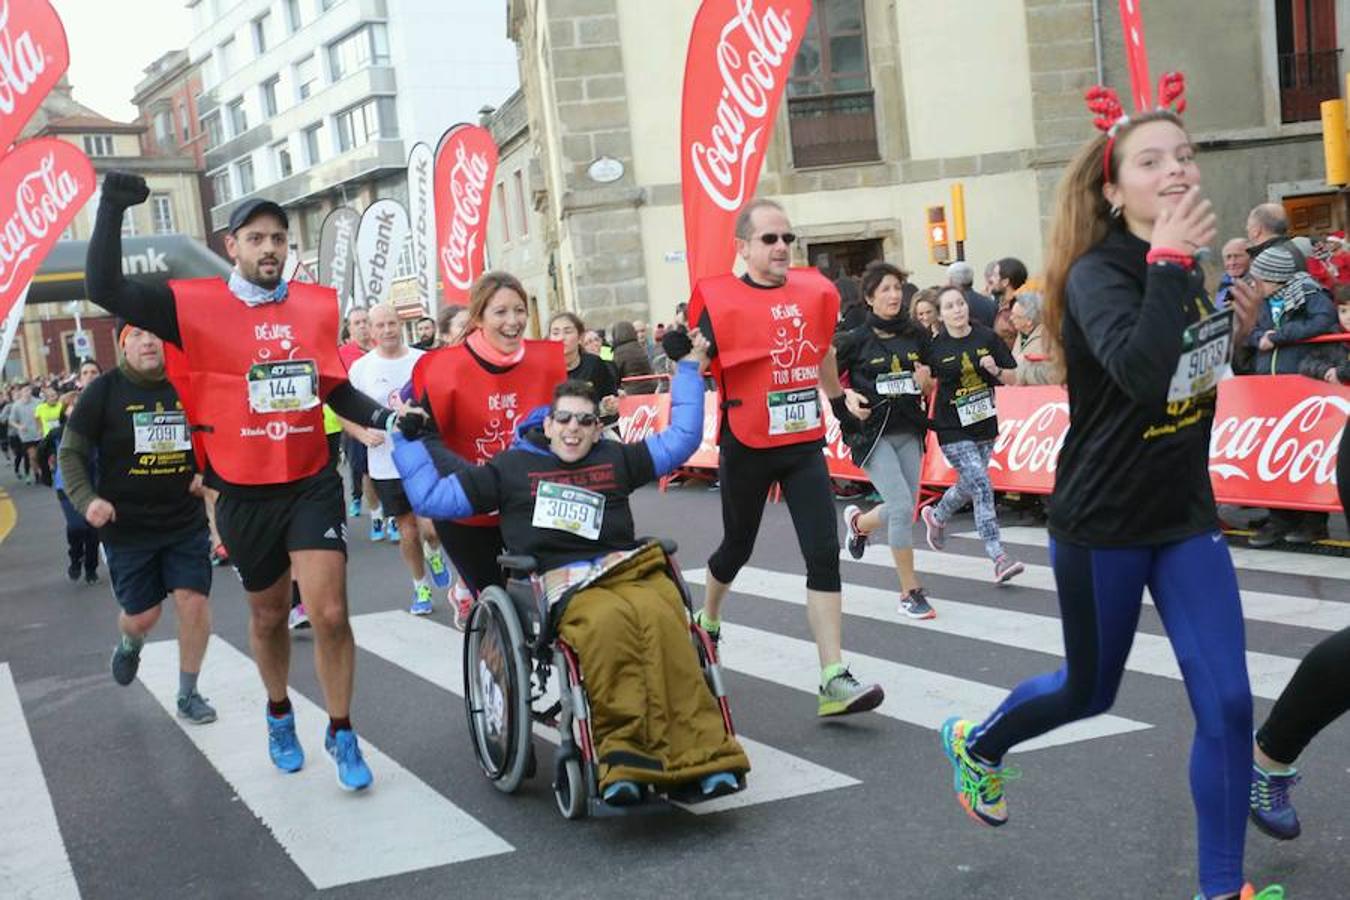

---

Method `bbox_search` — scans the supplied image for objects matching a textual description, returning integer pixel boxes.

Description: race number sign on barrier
[617,375,1349,513]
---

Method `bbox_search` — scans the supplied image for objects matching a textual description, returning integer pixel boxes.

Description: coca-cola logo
[1209,394,1349,485]
[0,139,94,306]
[0,1,68,151]
[680,0,809,284]
[435,125,498,302]
[618,401,661,443]
[688,1,794,213]
[989,401,1071,474]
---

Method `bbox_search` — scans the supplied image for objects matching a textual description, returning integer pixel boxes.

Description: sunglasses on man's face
[756,232,796,246]
[550,410,600,427]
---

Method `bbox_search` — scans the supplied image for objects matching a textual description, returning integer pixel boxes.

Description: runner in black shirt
[826,261,938,619]
[934,99,1271,900]
[918,286,1023,583]
[59,324,216,723]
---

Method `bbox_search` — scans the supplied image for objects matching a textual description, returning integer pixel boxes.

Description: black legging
[11,435,28,476]
[56,490,99,576]
[706,430,841,593]
[432,519,504,597]
[1254,417,1350,766]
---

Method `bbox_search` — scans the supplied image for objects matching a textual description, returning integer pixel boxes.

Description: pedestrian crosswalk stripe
[852,545,1350,634]
[681,571,1151,749]
[0,663,81,900]
[960,526,1350,582]
[713,565,1301,701]
[137,637,513,889]
[350,611,862,814]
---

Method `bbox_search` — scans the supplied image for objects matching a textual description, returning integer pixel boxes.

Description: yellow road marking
[0,487,15,545]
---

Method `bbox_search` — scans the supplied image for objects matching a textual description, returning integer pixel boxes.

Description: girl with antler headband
[936,74,1283,900]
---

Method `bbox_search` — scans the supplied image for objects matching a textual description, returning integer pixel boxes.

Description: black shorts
[105,528,212,615]
[215,472,347,592]
[371,477,412,518]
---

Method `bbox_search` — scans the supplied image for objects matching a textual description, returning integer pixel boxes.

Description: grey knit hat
[1250,245,1299,284]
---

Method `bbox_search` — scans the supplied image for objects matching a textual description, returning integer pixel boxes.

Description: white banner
[355,199,410,309]
[0,283,30,376]
[406,142,437,318]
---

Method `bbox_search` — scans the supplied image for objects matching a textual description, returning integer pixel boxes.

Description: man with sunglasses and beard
[684,197,884,719]
[393,336,751,804]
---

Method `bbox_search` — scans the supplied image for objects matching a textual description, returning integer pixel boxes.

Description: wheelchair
[462,539,740,819]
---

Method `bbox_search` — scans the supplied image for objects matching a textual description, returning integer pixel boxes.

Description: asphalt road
[1,467,1347,900]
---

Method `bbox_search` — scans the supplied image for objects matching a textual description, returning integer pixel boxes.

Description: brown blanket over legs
[555,545,751,791]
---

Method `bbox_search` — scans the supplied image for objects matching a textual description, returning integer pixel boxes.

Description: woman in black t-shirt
[827,262,937,619]
[919,286,1022,582]
[548,312,619,421]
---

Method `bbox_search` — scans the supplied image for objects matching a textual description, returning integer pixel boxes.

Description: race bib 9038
[1168,308,1234,403]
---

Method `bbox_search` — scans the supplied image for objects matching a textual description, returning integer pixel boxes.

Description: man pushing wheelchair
[393,330,750,807]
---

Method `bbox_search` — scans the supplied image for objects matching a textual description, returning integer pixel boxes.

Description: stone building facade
[506,0,1349,329]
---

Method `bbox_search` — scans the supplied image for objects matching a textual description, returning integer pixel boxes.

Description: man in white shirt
[346,304,435,615]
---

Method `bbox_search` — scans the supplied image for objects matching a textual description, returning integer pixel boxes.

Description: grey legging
[931,438,1004,561]
[859,431,924,549]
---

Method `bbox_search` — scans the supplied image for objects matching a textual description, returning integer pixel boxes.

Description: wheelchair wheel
[463,586,533,793]
[553,755,587,820]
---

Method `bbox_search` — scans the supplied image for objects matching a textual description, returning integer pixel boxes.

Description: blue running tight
[966,531,1253,899]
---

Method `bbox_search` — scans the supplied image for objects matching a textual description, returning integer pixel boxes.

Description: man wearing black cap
[85,172,399,792]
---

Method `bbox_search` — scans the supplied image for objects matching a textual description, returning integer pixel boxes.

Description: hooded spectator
[1247,244,1337,375]
[610,320,657,394]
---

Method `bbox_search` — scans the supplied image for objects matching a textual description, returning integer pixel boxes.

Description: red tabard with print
[697,268,839,448]
[165,279,346,485]
[410,340,565,526]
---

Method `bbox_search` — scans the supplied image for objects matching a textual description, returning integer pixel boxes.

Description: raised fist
[397,406,432,440]
[101,171,150,209]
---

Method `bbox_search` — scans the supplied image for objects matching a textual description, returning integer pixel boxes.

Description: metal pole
[1091,0,1106,85]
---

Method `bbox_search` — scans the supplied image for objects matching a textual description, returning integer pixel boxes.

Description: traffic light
[1323,97,1349,186]
[926,205,950,264]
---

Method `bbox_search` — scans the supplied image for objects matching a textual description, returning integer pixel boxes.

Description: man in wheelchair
[392,334,750,805]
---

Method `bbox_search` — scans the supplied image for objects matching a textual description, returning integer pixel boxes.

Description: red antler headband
[1085,72,1187,183]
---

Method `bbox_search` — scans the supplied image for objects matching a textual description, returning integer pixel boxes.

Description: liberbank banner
[617,377,1350,513]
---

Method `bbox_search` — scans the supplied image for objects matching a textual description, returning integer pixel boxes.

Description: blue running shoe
[1250,763,1301,840]
[384,517,400,543]
[426,547,450,588]
[325,728,373,791]
[267,712,304,773]
[347,497,360,518]
[409,584,434,616]
[602,780,642,806]
[369,517,384,542]
[699,771,739,799]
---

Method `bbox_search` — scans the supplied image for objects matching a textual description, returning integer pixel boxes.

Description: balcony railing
[1278,48,1343,123]
[787,90,880,168]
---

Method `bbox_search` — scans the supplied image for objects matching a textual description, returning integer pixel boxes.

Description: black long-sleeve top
[1048,225,1222,546]
[85,197,390,493]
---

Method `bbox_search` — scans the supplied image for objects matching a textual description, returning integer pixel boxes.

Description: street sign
[72,330,91,360]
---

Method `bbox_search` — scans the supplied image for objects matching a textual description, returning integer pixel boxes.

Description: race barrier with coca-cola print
[617,375,1348,513]
[680,0,811,286]
[434,124,497,307]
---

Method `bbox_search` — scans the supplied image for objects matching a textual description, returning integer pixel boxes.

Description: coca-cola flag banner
[680,0,812,286]
[406,141,438,316]
[434,124,497,306]
[0,0,72,152]
[1118,0,1153,111]
[355,198,410,309]
[619,376,1349,513]
[317,206,359,312]
[0,137,95,324]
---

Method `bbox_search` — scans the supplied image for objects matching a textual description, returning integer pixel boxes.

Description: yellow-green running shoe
[817,667,884,717]
[940,717,1015,827]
